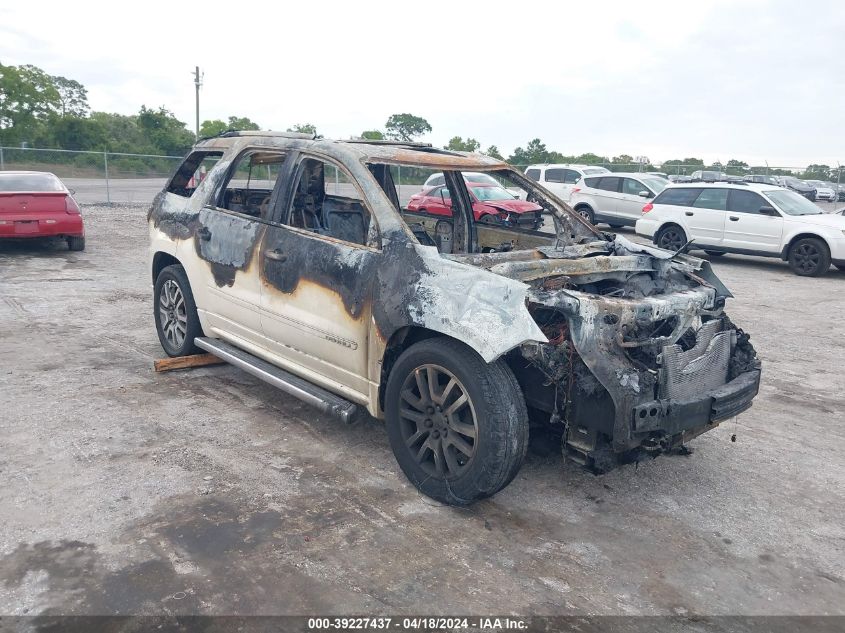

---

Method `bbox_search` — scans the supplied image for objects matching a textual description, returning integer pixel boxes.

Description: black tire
[154,264,203,356]
[575,206,595,224]
[788,237,830,277]
[609,224,624,229]
[67,236,85,251]
[704,250,725,257]
[385,337,529,506]
[656,224,687,251]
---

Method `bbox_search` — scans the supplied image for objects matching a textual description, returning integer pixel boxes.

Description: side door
[685,188,728,246]
[259,153,380,403]
[722,189,784,253]
[541,168,568,201]
[618,177,651,221]
[192,148,289,345]
[591,176,622,218]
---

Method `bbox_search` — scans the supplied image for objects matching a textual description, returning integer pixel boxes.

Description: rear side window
[545,168,566,183]
[584,177,601,188]
[596,177,620,192]
[692,188,728,211]
[563,169,580,184]
[727,189,767,214]
[0,173,64,192]
[167,151,222,198]
[525,168,540,181]
[654,188,702,206]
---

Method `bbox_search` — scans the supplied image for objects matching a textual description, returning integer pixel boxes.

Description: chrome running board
[194,337,360,424]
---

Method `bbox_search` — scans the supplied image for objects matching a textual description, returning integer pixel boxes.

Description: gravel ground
[0,205,843,619]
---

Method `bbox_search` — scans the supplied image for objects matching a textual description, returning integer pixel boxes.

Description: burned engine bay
[448,235,761,471]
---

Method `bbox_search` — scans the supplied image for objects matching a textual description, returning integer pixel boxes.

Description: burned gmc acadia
[148,131,761,505]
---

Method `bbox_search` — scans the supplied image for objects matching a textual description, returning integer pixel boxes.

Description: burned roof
[195,131,509,171]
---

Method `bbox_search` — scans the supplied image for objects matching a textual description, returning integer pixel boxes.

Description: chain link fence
[1,146,841,205]
[0,146,183,205]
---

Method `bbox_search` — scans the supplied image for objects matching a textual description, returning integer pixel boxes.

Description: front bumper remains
[632,367,761,436]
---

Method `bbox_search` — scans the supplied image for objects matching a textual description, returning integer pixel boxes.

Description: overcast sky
[1,0,843,167]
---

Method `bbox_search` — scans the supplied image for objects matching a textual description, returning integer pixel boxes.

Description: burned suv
[149,131,761,505]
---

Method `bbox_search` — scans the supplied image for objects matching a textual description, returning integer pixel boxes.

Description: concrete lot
[1,205,844,618]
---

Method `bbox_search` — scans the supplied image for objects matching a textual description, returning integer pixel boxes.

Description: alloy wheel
[159,279,188,349]
[398,364,479,479]
[659,229,685,251]
[793,243,820,274]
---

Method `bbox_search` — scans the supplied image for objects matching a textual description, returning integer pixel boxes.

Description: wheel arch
[152,251,181,285]
[653,221,686,246]
[378,326,454,411]
[780,232,832,261]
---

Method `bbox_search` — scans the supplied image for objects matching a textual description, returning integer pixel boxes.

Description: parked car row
[664,172,845,202]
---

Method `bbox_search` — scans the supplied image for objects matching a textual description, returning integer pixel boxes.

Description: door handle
[729,216,739,221]
[265,249,287,262]
[685,211,694,216]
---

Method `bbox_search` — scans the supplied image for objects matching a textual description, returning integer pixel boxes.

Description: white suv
[636,182,845,276]
[569,172,668,227]
[523,164,610,202]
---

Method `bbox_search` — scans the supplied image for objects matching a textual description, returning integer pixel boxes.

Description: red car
[0,171,85,250]
[407,183,544,229]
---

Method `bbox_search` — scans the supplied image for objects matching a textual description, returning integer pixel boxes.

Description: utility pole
[193,66,203,139]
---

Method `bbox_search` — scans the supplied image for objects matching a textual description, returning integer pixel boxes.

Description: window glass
[596,177,620,192]
[525,168,541,182]
[217,151,285,218]
[640,177,668,193]
[763,189,822,215]
[727,189,767,214]
[583,167,610,175]
[464,172,498,185]
[622,178,646,196]
[563,169,581,184]
[471,185,516,201]
[584,177,602,188]
[285,156,375,246]
[166,151,222,198]
[545,168,565,183]
[0,172,64,192]
[428,174,445,187]
[653,187,702,206]
[692,188,728,211]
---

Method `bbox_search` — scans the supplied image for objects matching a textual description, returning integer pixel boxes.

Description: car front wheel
[788,237,830,277]
[656,225,687,252]
[385,337,528,506]
[154,264,203,356]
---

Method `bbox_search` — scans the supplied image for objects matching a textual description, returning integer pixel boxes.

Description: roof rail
[345,139,433,148]
[213,130,316,140]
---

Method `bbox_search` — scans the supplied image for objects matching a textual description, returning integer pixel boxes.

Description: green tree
[485,145,503,160]
[200,119,228,137]
[361,130,384,140]
[660,158,704,175]
[51,76,89,117]
[508,138,549,165]
[385,113,431,142]
[137,106,194,155]
[803,164,831,180]
[288,123,317,135]
[444,136,480,152]
[0,63,60,144]
[227,116,259,131]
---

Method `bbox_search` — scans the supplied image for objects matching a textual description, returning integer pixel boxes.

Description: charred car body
[148,131,761,505]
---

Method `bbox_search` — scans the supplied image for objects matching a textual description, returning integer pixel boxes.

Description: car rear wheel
[656,225,687,252]
[385,337,528,506]
[609,224,624,229]
[479,214,500,225]
[576,206,595,224]
[67,236,85,251]
[154,264,203,356]
[705,250,725,257]
[788,237,830,277]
